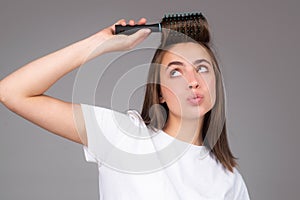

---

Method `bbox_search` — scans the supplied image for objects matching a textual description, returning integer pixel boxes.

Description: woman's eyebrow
[166,61,184,68]
[166,59,212,71]
[193,59,212,66]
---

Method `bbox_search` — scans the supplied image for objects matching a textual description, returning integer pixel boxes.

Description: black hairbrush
[115,12,206,35]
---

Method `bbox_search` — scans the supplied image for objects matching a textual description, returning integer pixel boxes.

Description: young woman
[0,15,250,199]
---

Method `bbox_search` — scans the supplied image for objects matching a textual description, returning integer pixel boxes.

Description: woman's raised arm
[0,18,150,145]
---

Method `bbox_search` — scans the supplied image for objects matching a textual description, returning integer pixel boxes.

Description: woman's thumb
[127,29,151,48]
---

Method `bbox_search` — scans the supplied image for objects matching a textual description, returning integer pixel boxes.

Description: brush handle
[115,23,161,35]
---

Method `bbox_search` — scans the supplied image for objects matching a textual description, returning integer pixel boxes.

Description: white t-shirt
[80,104,250,200]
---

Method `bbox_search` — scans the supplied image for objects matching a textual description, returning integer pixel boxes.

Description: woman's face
[159,42,216,120]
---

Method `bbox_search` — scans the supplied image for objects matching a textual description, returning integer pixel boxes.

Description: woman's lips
[187,94,204,106]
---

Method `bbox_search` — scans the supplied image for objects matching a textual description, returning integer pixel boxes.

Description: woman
[0,15,250,199]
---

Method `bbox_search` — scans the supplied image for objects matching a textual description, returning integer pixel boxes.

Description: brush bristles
[160,12,210,46]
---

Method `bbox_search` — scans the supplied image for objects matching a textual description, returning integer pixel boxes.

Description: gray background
[1,0,299,199]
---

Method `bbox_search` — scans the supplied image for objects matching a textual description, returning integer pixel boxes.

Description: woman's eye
[196,66,208,73]
[170,69,182,77]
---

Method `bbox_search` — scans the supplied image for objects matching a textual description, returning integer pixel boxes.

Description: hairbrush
[115,12,206,35]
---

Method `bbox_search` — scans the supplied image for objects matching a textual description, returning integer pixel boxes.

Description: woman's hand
[86,18,151,60]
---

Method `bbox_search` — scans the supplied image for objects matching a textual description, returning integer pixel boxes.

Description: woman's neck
[162,114,204,146]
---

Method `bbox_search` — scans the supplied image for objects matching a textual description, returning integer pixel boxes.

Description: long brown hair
[141,14,237,172]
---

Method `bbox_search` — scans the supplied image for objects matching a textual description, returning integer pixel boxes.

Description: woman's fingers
[117,18,147,26]
[129,18,147,25]
[129,20,135,26]
[115,19,126,26]
[106,19,125,34]
[137,18,147,25]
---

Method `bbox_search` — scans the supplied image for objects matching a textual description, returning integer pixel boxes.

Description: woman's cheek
[206,78,216,108]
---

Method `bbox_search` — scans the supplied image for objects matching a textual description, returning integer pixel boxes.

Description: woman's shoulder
[227,167,250,199]
[80,104,144,124]
[207,159,250,199]
[207,154,247,183]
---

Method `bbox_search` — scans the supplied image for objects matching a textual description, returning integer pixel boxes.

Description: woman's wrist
[76,32,108,65]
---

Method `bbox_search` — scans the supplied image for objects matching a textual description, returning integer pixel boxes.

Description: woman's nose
[186,67,201,89]
[188,80,199,89]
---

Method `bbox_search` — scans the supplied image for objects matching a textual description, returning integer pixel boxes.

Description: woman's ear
[159,95,165,103]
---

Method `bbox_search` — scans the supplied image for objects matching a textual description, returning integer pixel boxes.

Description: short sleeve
[80,104,104,164]
[229,168,251,200]
[80,104,125,164]
[80,104,149,165]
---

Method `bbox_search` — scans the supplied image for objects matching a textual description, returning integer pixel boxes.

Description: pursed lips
[187,93,204,105]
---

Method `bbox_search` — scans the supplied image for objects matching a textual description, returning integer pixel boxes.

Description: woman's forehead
[161,42,212,65]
